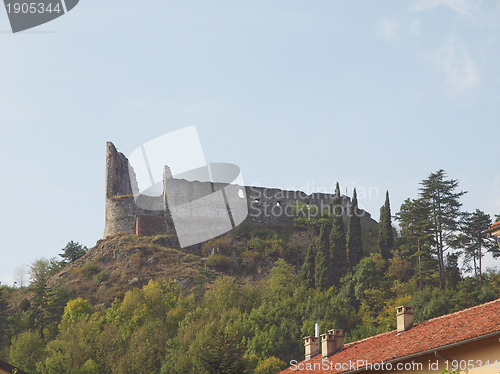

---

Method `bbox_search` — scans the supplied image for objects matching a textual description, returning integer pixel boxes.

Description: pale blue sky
[1,0,499,285]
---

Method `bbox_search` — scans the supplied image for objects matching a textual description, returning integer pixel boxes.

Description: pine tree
[315,222,331,290]
[59,241,88,264]
[330,182,347,285]
[378,191,394,260]
[445,253,461,289]
[454,210,497,285]
[419,170,466,290]
[347,188,363,269]
[302,244,316,288]
[395,198,435,290]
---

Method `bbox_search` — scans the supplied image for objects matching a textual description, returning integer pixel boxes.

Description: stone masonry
[103,142,376,240]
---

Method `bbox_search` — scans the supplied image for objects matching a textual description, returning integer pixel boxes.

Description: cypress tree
[302,244,316,288]
[330,182,347,285]
[378,191,394,260]
[315,222,331,290]
[347,188,363,269]
[0,287,8,349]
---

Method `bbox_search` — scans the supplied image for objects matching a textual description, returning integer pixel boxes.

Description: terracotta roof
[279,298,500,374]
[486,221,500,234]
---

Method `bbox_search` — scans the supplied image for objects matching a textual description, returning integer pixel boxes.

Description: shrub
[205,254,238,273]
[95,271,109,283]
[202,236,233,257]
[83,263,99,279]
[239,251,262,274]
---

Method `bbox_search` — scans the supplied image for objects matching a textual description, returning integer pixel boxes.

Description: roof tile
[279,298,500,373]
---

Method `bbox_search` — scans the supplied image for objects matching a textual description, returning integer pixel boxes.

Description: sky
[0,0,499,285]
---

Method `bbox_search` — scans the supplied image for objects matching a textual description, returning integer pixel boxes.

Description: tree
[301,245,316,288]
[60,241,88,264]
[419,170,466,290]
[0,287,9,349]
[29,280,71,339]
[330,182,347,285]
[254,356,286,374]
[347,189,363,269]
[9,330,45,373]
[378,191,394,260]
[395,198,435,290]
[29,257,62,285]
[445,253,461,289]
[315,222,331,290]
[454,210,496,284]
[196,330,247,374]
[14,265,28,288]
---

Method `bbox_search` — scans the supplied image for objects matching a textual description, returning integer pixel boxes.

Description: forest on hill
[0,169,499,374]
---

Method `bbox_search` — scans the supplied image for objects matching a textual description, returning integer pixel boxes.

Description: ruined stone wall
[104,141,376,238]
[136,215,167,236]
[104,142,166,237]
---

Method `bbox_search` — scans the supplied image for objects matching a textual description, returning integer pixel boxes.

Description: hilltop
[48,218,379,305]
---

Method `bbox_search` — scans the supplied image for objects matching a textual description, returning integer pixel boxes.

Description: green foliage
[301,245,315,288]
[254,356,286,374]
[419,169,466,289]
[196,329,247,374]
[206,254,238,273]
[76,359,104,374]
[29,258,63,285]
[330,183,347,285]
[347,189,363,269]
[4,169,500,374]
[19,298,31,312]
[82,263,99,280]
[445,253,461,289]
[378,191,394,260]
[9,330,45,373]
[314,223,331,290]
[60,241,88,264]
[0,287,9,350]
[29,281,71,340]
[292,202,330,232]
[95,271,108,283]
[62,298,94,322]
[452,210,497,282]
[248,236,285,258]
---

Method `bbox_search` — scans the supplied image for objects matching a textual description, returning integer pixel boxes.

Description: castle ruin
[104,142,376,244]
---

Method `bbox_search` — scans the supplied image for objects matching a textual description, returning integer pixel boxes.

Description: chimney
[321,329,343,358]
[303,336,320,360]
[396,306,414,333]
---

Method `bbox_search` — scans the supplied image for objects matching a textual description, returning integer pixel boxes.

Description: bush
[205,254,238,273]
[95,271,108,283]
[19,298,31,312]
[83,263,99,279]
[202,236,233,257]
[240,251,262,274]
[248,236,285,258]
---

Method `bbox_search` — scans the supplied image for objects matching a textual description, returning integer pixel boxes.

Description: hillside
[48,218,379,305]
